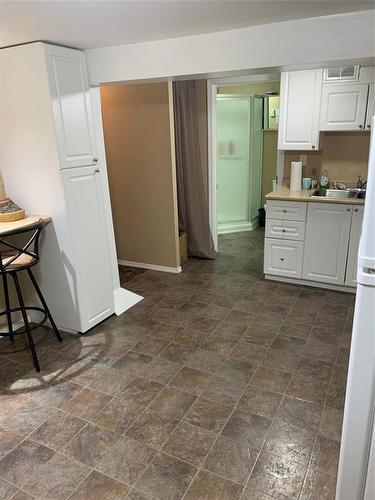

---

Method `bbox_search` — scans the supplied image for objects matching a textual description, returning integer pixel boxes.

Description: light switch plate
[300,154,307,167]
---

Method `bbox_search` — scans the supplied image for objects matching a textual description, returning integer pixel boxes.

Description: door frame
[215,94,252,235]
[207,74,283,251]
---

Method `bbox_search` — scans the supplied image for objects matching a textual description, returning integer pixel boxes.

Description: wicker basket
[0,208,25,222]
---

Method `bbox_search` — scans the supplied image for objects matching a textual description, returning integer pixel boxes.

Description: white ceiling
[0,0,373,50]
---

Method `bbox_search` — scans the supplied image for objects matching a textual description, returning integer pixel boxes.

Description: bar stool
[0,219,62,372]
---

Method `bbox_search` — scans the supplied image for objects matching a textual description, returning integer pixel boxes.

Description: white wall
[86,10,375,84]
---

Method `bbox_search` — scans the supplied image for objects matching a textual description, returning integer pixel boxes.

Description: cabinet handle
[93,157,99,162]
[282,209,287,213]
[346,208,351,212]
[312,145,315,149]
[280,257,285,262]
[358,124,363,129]
[94,168,100,173]
[281,229,286,232]
[354,208,359,212]
[367,124,371,129]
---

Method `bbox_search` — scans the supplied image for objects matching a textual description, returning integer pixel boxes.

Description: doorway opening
[208,76,283,251]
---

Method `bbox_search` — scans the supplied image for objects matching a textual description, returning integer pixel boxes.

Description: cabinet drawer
[264,238,304,278]
[266,201,307,221]
[265,219,305,241]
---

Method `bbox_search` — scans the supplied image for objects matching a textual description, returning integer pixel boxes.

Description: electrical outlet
[300,154,307,167]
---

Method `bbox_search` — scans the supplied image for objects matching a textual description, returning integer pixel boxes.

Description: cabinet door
[345,206,364,287]
[278,69,323,150]
[45,44,98,169]
[302,203,352,285]
[365,83,375,131]
[320,83,369,131]
[61,165,114,331]
[264,239,303,278]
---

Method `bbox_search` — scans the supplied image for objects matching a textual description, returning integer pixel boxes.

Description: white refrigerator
[336,117,375,499]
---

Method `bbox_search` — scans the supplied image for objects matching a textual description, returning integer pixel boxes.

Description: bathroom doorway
[208,76,283,250]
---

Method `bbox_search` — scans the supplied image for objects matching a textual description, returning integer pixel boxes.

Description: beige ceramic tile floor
[0,229,353,499]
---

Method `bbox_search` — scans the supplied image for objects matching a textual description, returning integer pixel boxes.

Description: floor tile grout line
[181,349,270,500]
[291,298,333,499]
[0,233,352,500]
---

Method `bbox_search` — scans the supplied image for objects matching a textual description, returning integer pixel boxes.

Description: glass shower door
[216,97,250,233]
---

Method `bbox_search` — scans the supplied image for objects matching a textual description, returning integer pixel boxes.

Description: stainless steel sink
[311,189,366,199]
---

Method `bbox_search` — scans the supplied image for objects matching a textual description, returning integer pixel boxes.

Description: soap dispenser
[320,169,329,189]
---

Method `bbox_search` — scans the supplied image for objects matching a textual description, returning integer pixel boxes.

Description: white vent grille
[323,66,360,83]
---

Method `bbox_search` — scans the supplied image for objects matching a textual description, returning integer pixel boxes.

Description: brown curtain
[173,80,216,259]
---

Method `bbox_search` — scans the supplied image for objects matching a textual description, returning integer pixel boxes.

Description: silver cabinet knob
[93,157,99,162]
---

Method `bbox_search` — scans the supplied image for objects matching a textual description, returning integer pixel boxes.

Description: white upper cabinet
[365,83,375,130]
[302,203,352,285]
[278,69,323,151]
[345,206,364,287]
[44,44,98,169]
[320,83,369,131]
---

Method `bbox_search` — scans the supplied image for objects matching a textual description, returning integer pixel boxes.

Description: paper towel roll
[290,161,302,191]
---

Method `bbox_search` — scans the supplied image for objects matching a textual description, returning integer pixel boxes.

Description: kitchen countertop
[0,215,51,236]
[265,186,365,205]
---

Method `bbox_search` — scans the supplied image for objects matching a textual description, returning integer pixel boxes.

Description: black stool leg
[2,273,14,342]
[27,268,62,343]
[12,272,40,372]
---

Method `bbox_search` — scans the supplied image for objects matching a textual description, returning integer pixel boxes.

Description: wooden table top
[0,215,51,236]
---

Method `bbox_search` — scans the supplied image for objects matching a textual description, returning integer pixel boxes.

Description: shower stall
[216,95,263,234]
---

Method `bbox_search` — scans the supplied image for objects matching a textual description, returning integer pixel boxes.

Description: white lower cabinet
[345,206,364,287]
[264,239,303,278]
[265,219,305,241]
[61,165,114,331]
[265,200,363,289]
[302,203,352,285]
[266,200,307,222]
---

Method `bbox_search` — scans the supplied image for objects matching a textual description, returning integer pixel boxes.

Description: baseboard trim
[218,219,259,235]
[118,260,182,274]
[264,274,356,293]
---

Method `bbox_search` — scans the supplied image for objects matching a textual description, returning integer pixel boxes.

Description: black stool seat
[0,219,62,372]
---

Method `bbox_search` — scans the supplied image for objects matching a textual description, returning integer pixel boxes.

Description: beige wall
[262,130,278,205]
[284,132,370,186]
[100,83,179,269]
[217,81,280,96]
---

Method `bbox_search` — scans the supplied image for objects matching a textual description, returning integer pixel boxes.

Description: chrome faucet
[357,176,367,189]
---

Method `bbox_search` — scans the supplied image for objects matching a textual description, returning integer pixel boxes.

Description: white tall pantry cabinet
[0,42,140,332]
